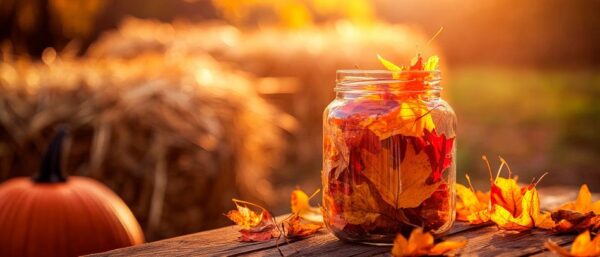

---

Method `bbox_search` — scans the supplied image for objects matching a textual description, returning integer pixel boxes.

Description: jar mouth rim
[337,69,440,75]
[336,69,441,92]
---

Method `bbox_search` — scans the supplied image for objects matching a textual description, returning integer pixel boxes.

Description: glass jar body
[322,74,457,244]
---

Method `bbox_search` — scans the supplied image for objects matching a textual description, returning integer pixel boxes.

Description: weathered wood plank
[87,221,576,257]
[444,226,574,257]
[240,222,491,257]
[87,186,588,257]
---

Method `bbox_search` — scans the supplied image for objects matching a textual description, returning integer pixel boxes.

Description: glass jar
[322,69,456,244]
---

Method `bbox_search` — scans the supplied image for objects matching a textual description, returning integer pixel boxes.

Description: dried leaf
[552,210,596,233]
[490,187,536,231]
[422,129,454,184]
[239,225,276,242]
[391,228,467,257]
[559,185,597,213]
[423,56,440,71]
[283,214,322,238]
[377,54,403,71]
[455,181,489,224]
[225,199,276,242]
[290,189,323,224]
[361,142,441,209]
[534,211,556,230]
[341,183,381,225]
[545,230,600,257]
[483,156,547,231]
[551,184,600,233]
[365,101,435,139]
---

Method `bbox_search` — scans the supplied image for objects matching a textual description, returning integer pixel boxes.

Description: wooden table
[88,186,594,257]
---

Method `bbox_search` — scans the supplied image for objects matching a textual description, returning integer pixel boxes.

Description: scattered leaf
[455,175,490,224]
[291,189,323,224]
[391,228,467,256]
[551,185,600,233]
[552,210,596,233]
[483,156,547,231]
[283,214,323,238]
[545,230,600,257]
[225,199,276,242]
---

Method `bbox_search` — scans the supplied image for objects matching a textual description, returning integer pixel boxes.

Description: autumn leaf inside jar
[322,55,457,244]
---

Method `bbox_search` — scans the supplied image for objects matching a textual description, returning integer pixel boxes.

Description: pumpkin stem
[34,127,68,183]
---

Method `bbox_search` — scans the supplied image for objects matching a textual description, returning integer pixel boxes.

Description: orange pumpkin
[0,129,144,257]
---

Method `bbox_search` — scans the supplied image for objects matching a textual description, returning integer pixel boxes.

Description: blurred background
[0,0,599,241]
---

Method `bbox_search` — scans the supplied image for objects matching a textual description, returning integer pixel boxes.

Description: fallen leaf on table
[283,214,322,238]
[483,156,548,231]
[551,185,600,233]
[225,199,276,242]
[558,185,600,214]
[291,188,323,224]
[545,230,600,257]
[455,174,489,224]
[391,228,467,257]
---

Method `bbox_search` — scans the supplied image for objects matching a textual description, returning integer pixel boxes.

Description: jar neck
[335,69,442,100]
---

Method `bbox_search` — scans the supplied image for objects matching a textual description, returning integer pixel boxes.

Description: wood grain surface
[87,187,596,257]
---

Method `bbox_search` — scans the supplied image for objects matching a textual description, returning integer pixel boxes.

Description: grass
[448,67,600,188]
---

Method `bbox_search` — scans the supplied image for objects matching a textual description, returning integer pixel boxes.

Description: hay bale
[88,18,443,187]
[0,49,288,240]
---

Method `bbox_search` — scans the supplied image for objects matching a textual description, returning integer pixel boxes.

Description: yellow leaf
[377,54,403,71]
[552,184,600,233]
[407,228,434,254]
[490,188,536,231]
[365,101,435,139]
[456,181,490,224]
[391,233,409,257]
[483,156,548,231]
[429,240,468,255]
[546,230,600,257]
[534,211,556,230]
[424,56,440,71]
[391,228,467,256]
[291,189,323,224]
[225,205,265,229]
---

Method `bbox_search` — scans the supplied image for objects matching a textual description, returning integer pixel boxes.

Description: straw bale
[0,49,287,240]
[88,18,441,185]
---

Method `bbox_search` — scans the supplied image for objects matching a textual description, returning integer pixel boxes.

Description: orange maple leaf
[291,188,323,224]
[545,230,600,257]
[482,156,549,231]
[283,214,323,238]
[456,174,490,224]
[283,188,324,238]
[225,199,276,242]
[551,185,600,233]
[391,228,467,257]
